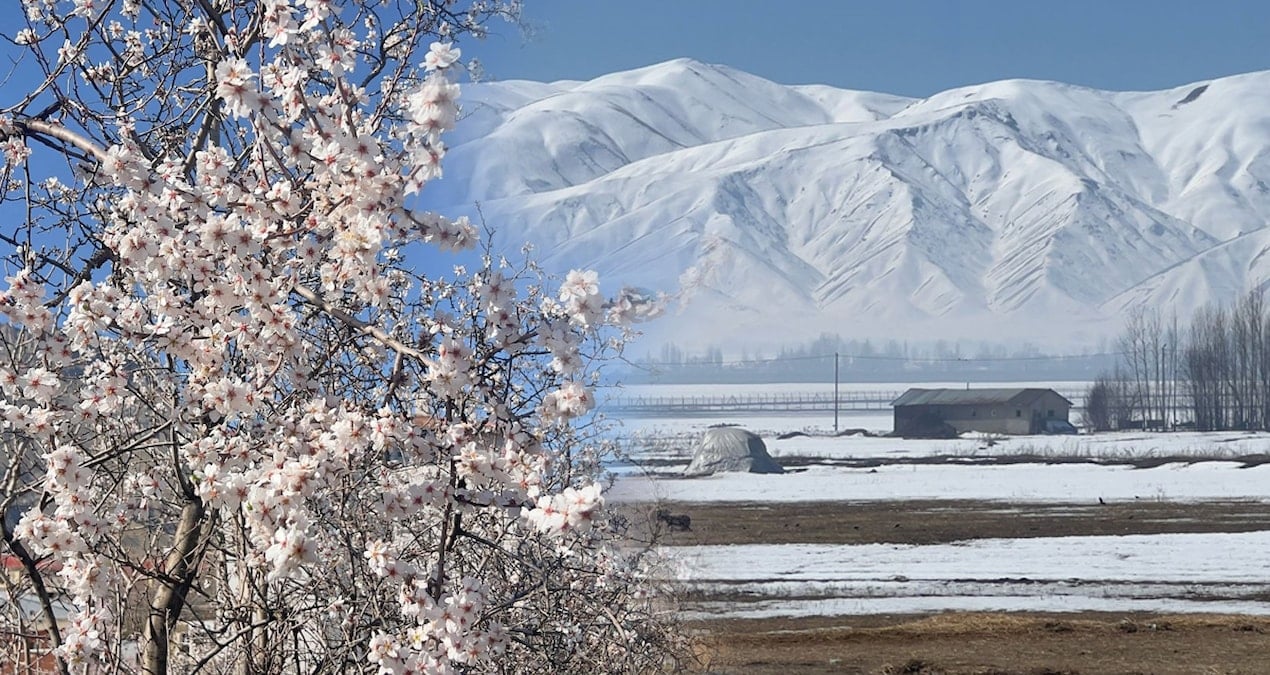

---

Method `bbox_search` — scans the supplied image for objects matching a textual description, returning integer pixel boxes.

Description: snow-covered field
[610,462,1270,504]
[611,392,1270,619]
[674,531,1270,619]
[618,452,1270,616]
[610,379,1270,466]
[763,430,1270,460]
[624,427,1270,462]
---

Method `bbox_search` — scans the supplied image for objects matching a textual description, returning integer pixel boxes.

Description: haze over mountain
[426,59,1270,352]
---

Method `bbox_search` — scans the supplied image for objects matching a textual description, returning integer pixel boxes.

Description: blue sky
[473,0,1270,96]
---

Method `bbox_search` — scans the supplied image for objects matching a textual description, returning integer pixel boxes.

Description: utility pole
[834,352,840,434]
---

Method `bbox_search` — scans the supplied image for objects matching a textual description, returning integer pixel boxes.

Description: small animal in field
[655,508,692,532]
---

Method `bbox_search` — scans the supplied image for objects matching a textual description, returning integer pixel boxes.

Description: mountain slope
[426,61,1270,349]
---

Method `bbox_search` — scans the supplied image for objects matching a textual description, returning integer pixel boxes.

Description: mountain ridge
[427,60,1270,350]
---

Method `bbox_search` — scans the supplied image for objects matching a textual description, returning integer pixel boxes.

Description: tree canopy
[0,2,678,673]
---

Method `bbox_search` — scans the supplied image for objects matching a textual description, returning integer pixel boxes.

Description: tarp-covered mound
[684,427,785,476]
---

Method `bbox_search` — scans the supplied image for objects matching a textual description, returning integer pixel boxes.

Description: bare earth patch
[633,499,1270,547]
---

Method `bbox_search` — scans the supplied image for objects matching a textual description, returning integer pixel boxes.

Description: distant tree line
[1087,291,1270,432]
[628,333,1115,384]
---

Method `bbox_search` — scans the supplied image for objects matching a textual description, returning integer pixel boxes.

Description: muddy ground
[627,499,1270,674]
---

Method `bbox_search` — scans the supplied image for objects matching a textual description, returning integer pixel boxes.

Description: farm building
[892,388,1074,436]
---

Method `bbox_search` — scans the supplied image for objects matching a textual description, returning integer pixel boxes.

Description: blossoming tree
[0,1,679,673]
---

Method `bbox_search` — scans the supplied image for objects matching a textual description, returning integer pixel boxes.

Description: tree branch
[291,284,436,369]
[13,118,108,163]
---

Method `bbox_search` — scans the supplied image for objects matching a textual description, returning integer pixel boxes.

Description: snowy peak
[432,61,1270,349]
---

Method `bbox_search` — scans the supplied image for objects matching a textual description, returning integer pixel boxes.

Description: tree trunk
[142,498,206,675]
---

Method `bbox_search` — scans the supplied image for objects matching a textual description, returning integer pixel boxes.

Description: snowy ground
[623,426,1270,462]
[610,461,1270,503]
[766,430,1270,461]
[611,400,1270,619]
[619,454,1270,617]
[673,531,1270,619]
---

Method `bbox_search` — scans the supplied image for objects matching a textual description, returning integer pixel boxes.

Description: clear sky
[472,0,1270,96]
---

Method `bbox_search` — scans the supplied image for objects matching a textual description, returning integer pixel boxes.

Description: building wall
[942,404,1026,435]
[0,633,58,674]
[894,392,1072,436]
[892,407,925,435]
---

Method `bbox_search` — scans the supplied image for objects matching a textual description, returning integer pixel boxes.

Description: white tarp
[683,427,785,476]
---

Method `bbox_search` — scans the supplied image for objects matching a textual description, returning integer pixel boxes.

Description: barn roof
[892,388,1072,407]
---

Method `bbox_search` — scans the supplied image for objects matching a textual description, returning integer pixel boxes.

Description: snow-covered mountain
[426,59,1270,351]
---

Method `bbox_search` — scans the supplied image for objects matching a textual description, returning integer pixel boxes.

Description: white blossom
[0,2,683,671]
[424,41,461,71]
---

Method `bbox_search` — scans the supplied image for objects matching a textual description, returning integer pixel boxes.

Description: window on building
[1048,409,1054,417]
[1015,410,1021,417]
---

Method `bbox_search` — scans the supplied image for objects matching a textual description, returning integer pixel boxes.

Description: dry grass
[691,612,1270,674]
[694,612,1270,640]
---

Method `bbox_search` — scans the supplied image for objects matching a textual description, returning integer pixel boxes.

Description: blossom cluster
[524,484,604,535]
[1,1,673,672]
[367,577,507,674]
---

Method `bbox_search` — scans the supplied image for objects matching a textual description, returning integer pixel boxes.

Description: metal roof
[891,388,1072,407]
